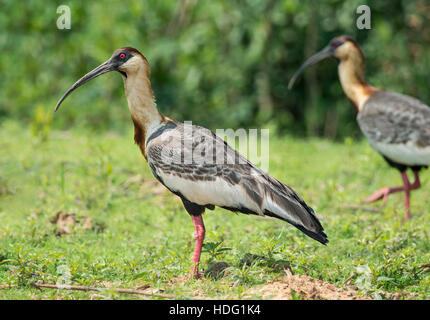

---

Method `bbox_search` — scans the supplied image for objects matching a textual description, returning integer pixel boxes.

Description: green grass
[0,120,429,299]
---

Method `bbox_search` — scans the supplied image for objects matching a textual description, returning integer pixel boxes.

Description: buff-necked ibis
[289,36,430,219]
[55,47,328,279]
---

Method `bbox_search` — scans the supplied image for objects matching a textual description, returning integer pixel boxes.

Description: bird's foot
[188,272,202,280]
[362,186,404,205]
[364,172,420,219]
[404,209,411,220]
[188,263,203,280]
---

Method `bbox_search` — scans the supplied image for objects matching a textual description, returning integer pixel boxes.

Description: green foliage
[2,1,430,138]
[202,242,231,264]
[0,125,429,299]
[30,105,52,141]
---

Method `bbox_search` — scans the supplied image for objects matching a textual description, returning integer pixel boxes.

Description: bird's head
[55,47,149,111]
[288,36,364,89]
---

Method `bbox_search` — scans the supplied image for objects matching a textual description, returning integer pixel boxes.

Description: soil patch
[247,270,369,300]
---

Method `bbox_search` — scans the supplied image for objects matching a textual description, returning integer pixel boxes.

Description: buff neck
[337,50,378,112]
[121,60,165,156]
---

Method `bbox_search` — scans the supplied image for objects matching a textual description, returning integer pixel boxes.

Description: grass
[0,120,429,299]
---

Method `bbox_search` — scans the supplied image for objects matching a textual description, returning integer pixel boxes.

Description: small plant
[256,236,282,259]
[290,289,303,300]
[30,105,52,142]
[0,177,15,196]
[230,259,262,286]
[202,241,231,264]
[1,246,40,286]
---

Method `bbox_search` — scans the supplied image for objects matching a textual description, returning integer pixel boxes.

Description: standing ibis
[289,36,430,219]
[55,47,328,279]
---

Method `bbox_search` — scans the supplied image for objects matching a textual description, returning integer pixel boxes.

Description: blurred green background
[1,0,430,139]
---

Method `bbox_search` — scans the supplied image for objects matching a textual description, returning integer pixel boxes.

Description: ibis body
[55,47,328,279]
[289,36,430,219]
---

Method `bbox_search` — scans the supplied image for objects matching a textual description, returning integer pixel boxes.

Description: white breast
[155,168,261,213]
[370,140,430,166]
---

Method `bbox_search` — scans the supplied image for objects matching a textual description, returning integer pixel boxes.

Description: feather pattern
[146,121,328,244]
[358,90,430,167]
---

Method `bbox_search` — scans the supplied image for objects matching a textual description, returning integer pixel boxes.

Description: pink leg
[402,173,411,220]
[410,171,422,190]
[363,185,404,205]
[190,215,205,279]
[403,171,421,220]
[363,171,421,219]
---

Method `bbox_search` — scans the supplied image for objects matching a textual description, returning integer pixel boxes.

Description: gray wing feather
[146,122,327,244]
[358,90,430,148]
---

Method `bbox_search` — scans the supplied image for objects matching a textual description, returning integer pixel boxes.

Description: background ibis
[289,35,430,219]
[55,47,328,279]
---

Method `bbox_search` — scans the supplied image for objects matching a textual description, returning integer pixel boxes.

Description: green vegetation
[1,0,429,300]
[1,122,429,299]
[2,0,430,138]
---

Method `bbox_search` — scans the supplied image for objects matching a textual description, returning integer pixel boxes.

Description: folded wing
[146,121,328,244]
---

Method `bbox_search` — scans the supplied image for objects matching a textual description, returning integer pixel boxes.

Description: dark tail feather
[264,209,328,245]
[222,170,328,245]
[259,175,328,245]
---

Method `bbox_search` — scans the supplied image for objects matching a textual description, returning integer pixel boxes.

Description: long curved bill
[55,59,115,112]
[288,46,333,90]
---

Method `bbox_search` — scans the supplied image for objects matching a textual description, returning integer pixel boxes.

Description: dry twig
[344,273,355,285]
[342,204,382,213]
[0,284,15,289]
[30,282,173,299]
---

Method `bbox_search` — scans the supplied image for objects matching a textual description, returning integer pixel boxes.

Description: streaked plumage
[55,47,328,279]
[358,90,430,168]
[146,120,327,244]
[289,35,430,219]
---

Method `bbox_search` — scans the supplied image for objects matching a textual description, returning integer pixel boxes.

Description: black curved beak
[55,58,116,112]
[288,45,334,89]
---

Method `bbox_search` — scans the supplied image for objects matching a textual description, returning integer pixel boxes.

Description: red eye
[332,40,341,48]
[120,53,126,60]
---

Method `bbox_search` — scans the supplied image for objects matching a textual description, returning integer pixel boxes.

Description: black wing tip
[313,231,329,245]
[289,198,328,244]
[296,224,328,245]
[263,209,328,245]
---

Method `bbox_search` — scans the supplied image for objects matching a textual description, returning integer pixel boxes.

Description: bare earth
[246,272,369,300]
